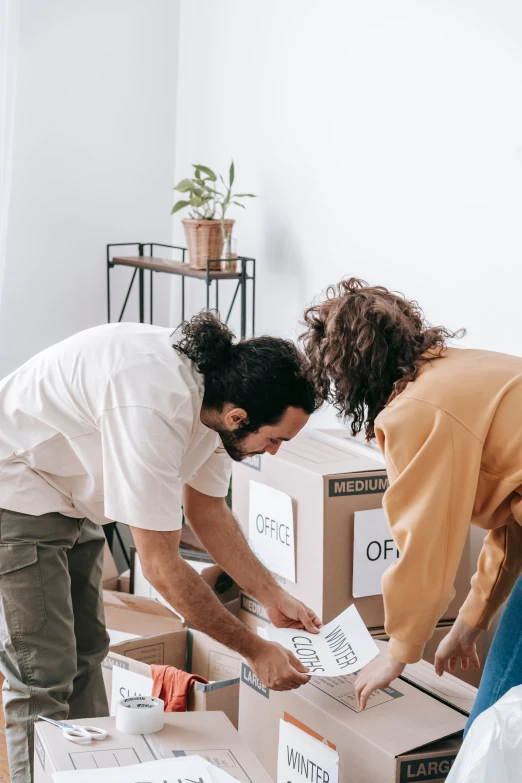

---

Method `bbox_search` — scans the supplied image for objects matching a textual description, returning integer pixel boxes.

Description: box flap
[401,659,477,716]
[272,429,387,477]
[103,590,182,620]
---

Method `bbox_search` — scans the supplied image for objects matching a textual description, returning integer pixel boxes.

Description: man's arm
[182,485,322,632]
[130,526,312,691]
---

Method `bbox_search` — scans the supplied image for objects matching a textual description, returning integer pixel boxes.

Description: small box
[238,642,474,782]
[34,711,270,783]
[234,428,470,631]
[103,627,241,728]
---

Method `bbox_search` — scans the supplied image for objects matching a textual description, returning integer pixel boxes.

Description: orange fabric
[150,665,208,712]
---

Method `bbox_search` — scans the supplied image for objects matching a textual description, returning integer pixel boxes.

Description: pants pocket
[0,543,47,639]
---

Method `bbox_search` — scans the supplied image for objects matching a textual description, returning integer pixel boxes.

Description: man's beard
[218,428,263,462]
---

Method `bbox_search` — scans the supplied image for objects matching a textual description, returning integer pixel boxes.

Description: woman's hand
[354,653,405,710]
[434,615,482,677]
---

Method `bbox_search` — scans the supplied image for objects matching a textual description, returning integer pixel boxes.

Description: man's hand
[354,653,405,710]
[434,615,482,677]
[246,637,312,691]
[264,589,323,634]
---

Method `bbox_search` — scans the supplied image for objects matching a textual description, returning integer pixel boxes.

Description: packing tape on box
[115,696,165,735]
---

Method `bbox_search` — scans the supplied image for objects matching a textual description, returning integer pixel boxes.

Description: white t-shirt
[0,323,231,530]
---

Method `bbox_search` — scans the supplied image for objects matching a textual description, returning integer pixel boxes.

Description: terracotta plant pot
[182,218,235,271]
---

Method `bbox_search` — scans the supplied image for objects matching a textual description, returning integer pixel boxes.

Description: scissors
[37,715,108,745]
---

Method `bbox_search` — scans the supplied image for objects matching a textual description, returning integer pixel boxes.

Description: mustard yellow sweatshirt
[374,347,522,664]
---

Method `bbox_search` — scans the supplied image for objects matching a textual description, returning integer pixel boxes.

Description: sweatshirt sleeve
[375,398,483,663]
[460,518,522,630]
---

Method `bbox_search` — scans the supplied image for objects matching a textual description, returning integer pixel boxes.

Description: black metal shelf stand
[106,242,256,338]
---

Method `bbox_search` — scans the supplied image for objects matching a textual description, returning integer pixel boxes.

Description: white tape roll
[115,696,165,735]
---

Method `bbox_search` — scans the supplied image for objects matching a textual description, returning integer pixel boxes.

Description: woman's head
[301,278,463,439]
[173,311,321,460]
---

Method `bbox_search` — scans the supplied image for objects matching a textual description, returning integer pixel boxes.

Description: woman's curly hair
[301,278,464,440]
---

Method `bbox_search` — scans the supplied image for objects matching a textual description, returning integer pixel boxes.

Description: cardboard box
[104,589,184,647]
[234,428,470,630]
[103,628,242,728]
[34,711,271,783]
[239,648,471,783]
[118,568,131,593]
[131,548,238,617]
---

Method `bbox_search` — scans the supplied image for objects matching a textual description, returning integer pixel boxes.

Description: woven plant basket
[182,218,235,271]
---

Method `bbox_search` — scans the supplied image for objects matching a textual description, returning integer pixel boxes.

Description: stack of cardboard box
[230,428,476,780]
[232,428,475,681]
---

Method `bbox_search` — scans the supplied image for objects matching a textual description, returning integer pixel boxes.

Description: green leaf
[232,201,246,208]
[233,193,256,198]
[229,160,235,187]
[193,164,217,181]
[174,178,196,193]
[171,200,190,215]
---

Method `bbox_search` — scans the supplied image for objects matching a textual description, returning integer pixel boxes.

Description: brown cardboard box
[103,628,242,728]
[104,589,184,648]
[118,568,131,593]
[372,622,484,688]
[238,648,472,783]
[34,711,271,783]
[131,549,238,616]
[234,428,470,631]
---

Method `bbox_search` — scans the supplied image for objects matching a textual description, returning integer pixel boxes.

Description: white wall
[0,0,180,376]
[174,0,522,429]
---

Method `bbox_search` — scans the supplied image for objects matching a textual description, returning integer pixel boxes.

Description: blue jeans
[465,574,522,735]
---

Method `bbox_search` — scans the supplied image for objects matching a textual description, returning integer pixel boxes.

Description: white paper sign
[261,605,378,676]
[277,720,339,783]
[353,508,399,598]
[110,666,152,715]
[53,755,235,783]
[248,480,296,582]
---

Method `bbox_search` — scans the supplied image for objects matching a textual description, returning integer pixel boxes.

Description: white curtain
[0,0,20,299]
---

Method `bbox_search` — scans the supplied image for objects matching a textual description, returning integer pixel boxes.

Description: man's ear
[222,405,249,431]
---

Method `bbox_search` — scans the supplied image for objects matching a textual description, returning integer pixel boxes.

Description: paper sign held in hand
[248,480,296,582]
[261,605,378,677]
[277,720,339,783]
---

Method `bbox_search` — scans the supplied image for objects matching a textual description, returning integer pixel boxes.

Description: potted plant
[171,162,255,271]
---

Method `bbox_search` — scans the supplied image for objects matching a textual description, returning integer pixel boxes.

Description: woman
[301,278,522,729]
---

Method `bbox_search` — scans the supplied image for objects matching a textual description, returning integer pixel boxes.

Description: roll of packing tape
[115,696,165,735]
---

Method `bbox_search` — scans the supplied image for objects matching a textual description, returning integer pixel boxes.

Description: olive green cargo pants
[0,510,110,782]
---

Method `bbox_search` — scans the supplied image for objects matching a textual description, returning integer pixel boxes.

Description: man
[0,312,322,782]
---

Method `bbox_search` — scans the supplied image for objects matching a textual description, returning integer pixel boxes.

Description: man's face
[219,406,310,462]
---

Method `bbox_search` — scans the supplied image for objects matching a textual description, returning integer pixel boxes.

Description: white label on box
[110,666,152,715]
[352,508,399,598]
[248,480,296,582]
[277,720,339,783]
[53,755,235,783]
[261,605,378,676]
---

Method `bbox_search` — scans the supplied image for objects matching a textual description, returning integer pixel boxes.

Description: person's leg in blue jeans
[465,574,522,735]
